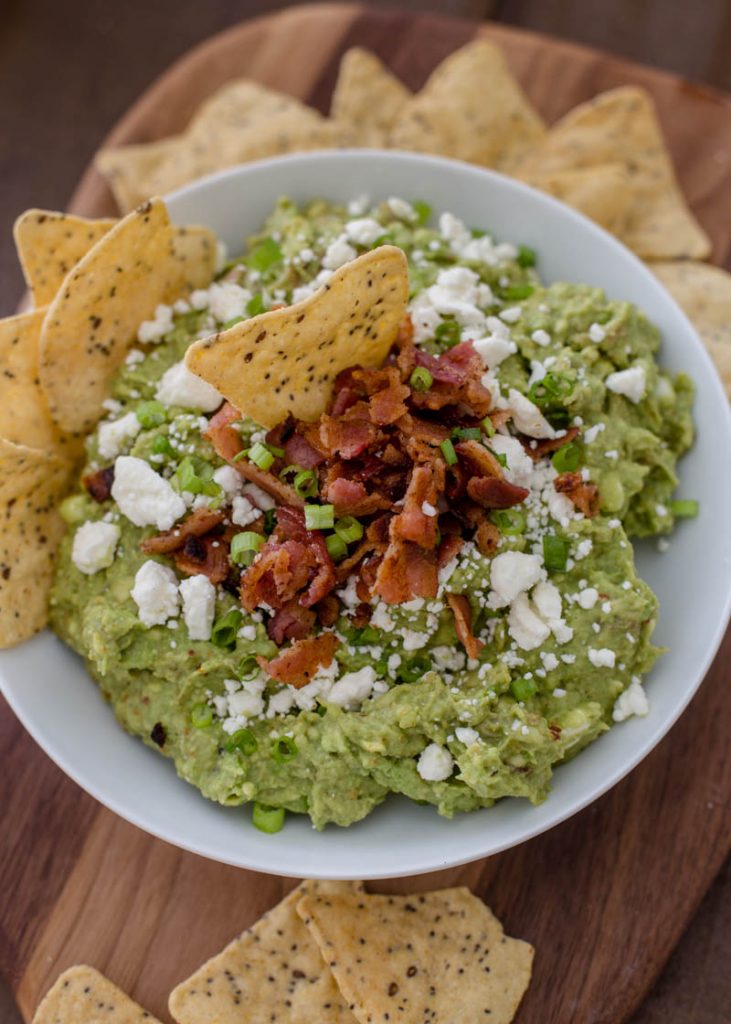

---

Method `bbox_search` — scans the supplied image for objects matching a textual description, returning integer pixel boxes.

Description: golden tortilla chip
[14,211,115,306]
[15,209,218,306]
[514,87,710,260]
[0,439,71,648]
[39,199,199,434]
[389,40,545,172]
[32,965,161,1024]
[185,244,409,428]
[650,260,731,397]
[519,162,634,234]
[0,310,62,451]
[297,887,534,1024]
[331,48,411,147]
[168,881,363,1024]
[96,138,179,213]
[98,82,340,207]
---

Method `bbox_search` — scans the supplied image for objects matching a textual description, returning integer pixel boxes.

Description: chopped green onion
[492,509,526,535]
[225,728,258,755]
[151,435,174,456]
[334,516,364,544]
[495,452,508,468]
[176,455,204,494]
[230,531,264,565]
[248,441,275,471]
[304,503,335,530]
[271,736,297,763]
[481,416,496,438]
[293,469,318,498]
[247,237,283,273]
[263,509,277,534]
[252,802,285,834]
[452,426,481,441]
[326,534,348,560]
[135,400,167,429]
[398,653,432,683]
[246,293,266,317]
[543,534,570,572]
[266,444,285,458]
[435,320,461,347]
[238,655,259,680]
[222,315,244,330]
[500,284,535,301]
[211,608,242,648]
[670,499,699,518]
[190,703,213,728]
[528,372,574,407]
[348,625,381,646]
[511,677,538,701]
[232,449,249,463]
[409,367,433,392]
[552,443,581,473]
[517,245,537,268]
[412,200,432,225]
[440,438,458,465]
[470,227,487,239]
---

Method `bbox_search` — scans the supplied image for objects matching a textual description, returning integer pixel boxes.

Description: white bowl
[3,151,730,879]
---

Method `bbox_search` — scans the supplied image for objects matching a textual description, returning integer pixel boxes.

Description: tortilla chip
[185,244,409,428]
[32,965,161,1024]
[650,260,731,397]
[519,162,634,234]
[96,138,180,213]
[331,48,411,147]
[14,211,115,306]
[15,209,218,306]
[389,40,545,172]
[168,881,363,1024]
[0,439,71,648]
[98,82,340,207]
[0,310,62,450]
[514,87,710,260]
[297,887,534,1024]
[39,199,197,434]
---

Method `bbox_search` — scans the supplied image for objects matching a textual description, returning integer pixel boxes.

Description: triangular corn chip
[519,162,634,234]
[32,966,161,1024]
[389,40,545,172]
[331,48,411,147]
[185,245,409,427]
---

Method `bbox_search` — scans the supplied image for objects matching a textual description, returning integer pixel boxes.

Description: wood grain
[1,6,729,1024]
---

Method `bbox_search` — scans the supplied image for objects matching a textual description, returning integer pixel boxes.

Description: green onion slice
[491,509,526,535]
[542,534,570,572]
[246,293,266,317]
[230,531,264,565]
[326,534,348,560]
[551,443,581,473]
[304,503,335,530]
[397,653,432,683]
[190,703,213,728]
[271,736,297,764]
[434,320,461,347]
[135,400,167,429]
[211,608,242,648]
[248,441,275,471]
[517,244,537,268]
[252,802,285,834]
[440,438,458,465]
[669,499,699,518]
[409,367,433,392]
[334,516,364,544]
[225,728,258,755]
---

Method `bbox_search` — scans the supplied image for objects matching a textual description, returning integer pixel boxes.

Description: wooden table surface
[1,4,729,1024]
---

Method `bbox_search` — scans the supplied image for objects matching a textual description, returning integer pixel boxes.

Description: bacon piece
[400,414,451,446]
[316,593,341,628]
[437,533,463,568]
[447,593,484,660]
[267,601,317,645]
[205,401,243,462]
[173,535,229,584]
[374,529,438,604]
[554,472,600,517]
[325,476,391,517]
[265,415,295,451]
[319,404,378,459]
[284,430,325,469]
[475,520,501,556]
[83,465,115,503]
[409,343,492,417]
[350,602,372,629]
[523,427,580,462]
[397,314,414,346]
[393,462,444,549]
[140,508,224,554]
[455,439,504,479]
[467,476,529,509]
[369,378,410,426]
[257,632,338,688]
[234,458,303,507]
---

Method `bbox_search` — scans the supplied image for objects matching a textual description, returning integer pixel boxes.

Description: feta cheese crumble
[155,361,223,412]
[417,743,454,781]
[71,521,120,575]
[179,575,217,641]
[97,412,141,460]
[111,455,186,531]
[605,365,647,403]
[131,560,180,627]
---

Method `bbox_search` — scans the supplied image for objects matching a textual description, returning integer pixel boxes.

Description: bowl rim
[3,148,730,879]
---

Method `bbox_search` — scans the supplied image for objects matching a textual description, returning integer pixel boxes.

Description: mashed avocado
[50,196,693,830]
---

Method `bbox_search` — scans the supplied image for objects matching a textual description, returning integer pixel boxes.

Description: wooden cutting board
[1,6,730,1024]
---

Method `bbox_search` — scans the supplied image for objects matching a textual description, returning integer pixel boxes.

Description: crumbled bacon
[240,506,335,614]
[140,508,224,554]
[257,632,338,688]
[319,403,378,459]
[83,465,115,503]
[173,535,229,584]
[392,462,444,549]
[468,476,530,509]
[475,520,501,556]
[284,430,325,469]
[554,471,600,517]
[267,601,317,645]
[523,427,580,462]
[446,593,484,660]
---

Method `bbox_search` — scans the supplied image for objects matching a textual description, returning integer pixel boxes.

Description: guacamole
[50,196,694,830]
